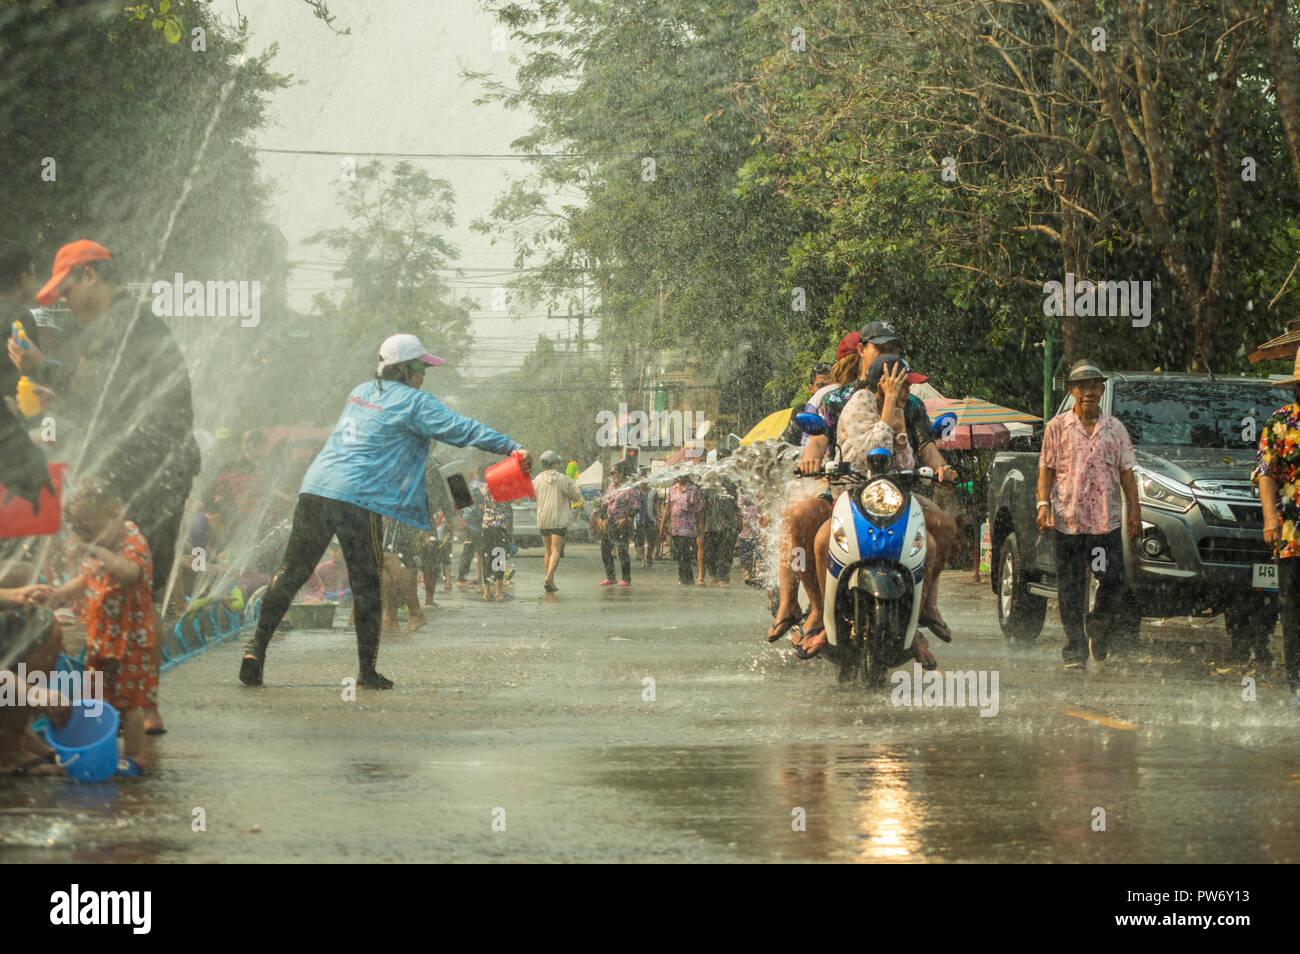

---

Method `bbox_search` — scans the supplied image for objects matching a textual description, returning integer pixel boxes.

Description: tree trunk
[1264,1,1300,188]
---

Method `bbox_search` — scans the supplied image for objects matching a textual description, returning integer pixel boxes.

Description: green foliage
[306,161,474,393]
[473,0,1300,424]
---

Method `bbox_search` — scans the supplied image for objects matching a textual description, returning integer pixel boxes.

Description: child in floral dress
[53,480,156,774]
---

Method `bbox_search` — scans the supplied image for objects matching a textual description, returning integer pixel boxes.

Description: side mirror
[794,412,826,436]
[932,412,958,440]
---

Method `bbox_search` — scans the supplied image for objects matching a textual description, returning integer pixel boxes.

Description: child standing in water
[53,480,156,774]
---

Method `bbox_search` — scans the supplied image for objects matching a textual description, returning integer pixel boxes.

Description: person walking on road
[660,471,703,586]
[702,460,742,585]
[597,460,641,586]
[1253,347,1300,706]
[238,335,531,689]
[635,477,658,568]
[535,450,583,592]
[1037,359,1139,670]
[456,466,484,587]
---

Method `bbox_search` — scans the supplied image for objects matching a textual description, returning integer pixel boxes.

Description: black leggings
[245,493,385,673]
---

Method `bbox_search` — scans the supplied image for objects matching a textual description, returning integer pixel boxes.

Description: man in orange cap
[37,241,201,733]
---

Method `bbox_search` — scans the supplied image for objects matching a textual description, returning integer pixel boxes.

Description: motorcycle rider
[799,358,923,659]
[767,329,879,643]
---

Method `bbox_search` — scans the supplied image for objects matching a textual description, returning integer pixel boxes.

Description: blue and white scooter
[794,411,955,688]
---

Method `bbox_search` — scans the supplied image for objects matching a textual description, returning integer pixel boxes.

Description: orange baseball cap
[36,240,113,306]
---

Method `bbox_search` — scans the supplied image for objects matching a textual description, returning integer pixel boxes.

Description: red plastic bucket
[484,451,534,502]
[0,462,66,538]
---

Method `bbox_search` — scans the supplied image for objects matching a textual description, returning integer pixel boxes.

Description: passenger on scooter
[799,358,917,658]
[766,324,897,644]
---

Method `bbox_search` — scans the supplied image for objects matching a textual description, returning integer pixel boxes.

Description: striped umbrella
[925,398,1042,450]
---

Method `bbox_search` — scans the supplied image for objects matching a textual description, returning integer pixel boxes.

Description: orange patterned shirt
[81,521,157,710]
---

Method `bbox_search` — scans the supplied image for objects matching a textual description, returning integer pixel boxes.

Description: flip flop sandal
[145,726,167,736]
[116,757,144,776]
[911,635,938,671]
[767,613,803,643]
[919,613,952,643]
[794,625,827,660]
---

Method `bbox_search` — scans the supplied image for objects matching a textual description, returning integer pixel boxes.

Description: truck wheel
[1223,596,1278,658]
[997,532,1047,641]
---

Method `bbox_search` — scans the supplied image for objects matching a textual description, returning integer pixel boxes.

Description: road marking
[1062,708,1137,730]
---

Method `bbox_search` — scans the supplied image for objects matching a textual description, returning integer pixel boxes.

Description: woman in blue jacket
[239,335,531,689]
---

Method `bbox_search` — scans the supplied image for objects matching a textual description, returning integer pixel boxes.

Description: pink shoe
[617,580,630,587]
[599,578,615,586]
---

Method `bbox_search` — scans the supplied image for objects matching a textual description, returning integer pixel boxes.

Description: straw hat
[1272,346,1300,387]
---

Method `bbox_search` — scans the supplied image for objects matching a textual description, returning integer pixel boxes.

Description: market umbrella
[925,397,1042,450]
[739,408,794,445]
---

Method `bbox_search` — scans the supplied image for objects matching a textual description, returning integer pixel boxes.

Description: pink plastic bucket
[485,451,534,502]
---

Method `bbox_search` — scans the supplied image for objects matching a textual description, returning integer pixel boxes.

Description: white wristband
[1036,501,1050,509]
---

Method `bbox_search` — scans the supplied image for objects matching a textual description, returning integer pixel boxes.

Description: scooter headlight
[908,524,926,557]
[859,479,905,522]
[831,515,849,549]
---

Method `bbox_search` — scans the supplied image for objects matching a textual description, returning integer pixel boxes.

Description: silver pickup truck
[986,372,1283,657]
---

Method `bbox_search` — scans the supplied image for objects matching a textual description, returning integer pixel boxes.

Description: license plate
[1253,562,1279,591]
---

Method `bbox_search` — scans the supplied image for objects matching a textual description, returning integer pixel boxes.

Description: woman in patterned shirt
[597,460,643,586]
[1254,357,1300,703]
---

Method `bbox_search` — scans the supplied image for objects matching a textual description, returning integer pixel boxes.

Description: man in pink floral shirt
[1037,359,1140,668]
[659,473,703,585]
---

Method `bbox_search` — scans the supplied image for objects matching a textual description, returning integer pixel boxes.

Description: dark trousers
[480,527,509,582]
[458,529,481,582]
[1278,556,1300,691]
[601,521,633,581]
[671,535,698,585]
[126,478,193,602]
[1055,528,1130,662]
[704,528,736,582]
[245,493,384,674]
[418,536,448,599]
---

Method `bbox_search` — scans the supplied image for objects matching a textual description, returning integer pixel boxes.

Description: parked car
[511,499,593,547]
[987,372,1281,654]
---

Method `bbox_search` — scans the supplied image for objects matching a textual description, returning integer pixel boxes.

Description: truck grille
[1197,501,1264,529]
[1197,537,1273,565]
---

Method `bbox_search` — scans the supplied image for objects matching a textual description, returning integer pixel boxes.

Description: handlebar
[793,463,958,487]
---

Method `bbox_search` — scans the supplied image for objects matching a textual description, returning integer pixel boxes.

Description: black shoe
[358,670,394,689]
[239,654,264,686]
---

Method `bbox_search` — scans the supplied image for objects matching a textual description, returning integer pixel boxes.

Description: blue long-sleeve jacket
[299,380,520,529]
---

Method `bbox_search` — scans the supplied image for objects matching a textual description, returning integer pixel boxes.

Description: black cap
[859,321,901,347]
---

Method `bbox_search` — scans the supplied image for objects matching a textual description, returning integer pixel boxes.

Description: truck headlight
[1135,468,1194,513]
[859,479,905,521]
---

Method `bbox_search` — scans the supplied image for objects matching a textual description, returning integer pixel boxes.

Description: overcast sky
[213,0,570,377]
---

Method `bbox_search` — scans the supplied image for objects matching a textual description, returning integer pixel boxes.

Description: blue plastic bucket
[44,699,120,782]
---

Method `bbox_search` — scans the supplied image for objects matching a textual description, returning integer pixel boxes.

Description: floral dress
[81,521,157,710]
[1253,401,1300,559]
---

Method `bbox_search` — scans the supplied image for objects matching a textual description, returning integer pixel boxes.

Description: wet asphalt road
[3,545,1298,863]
